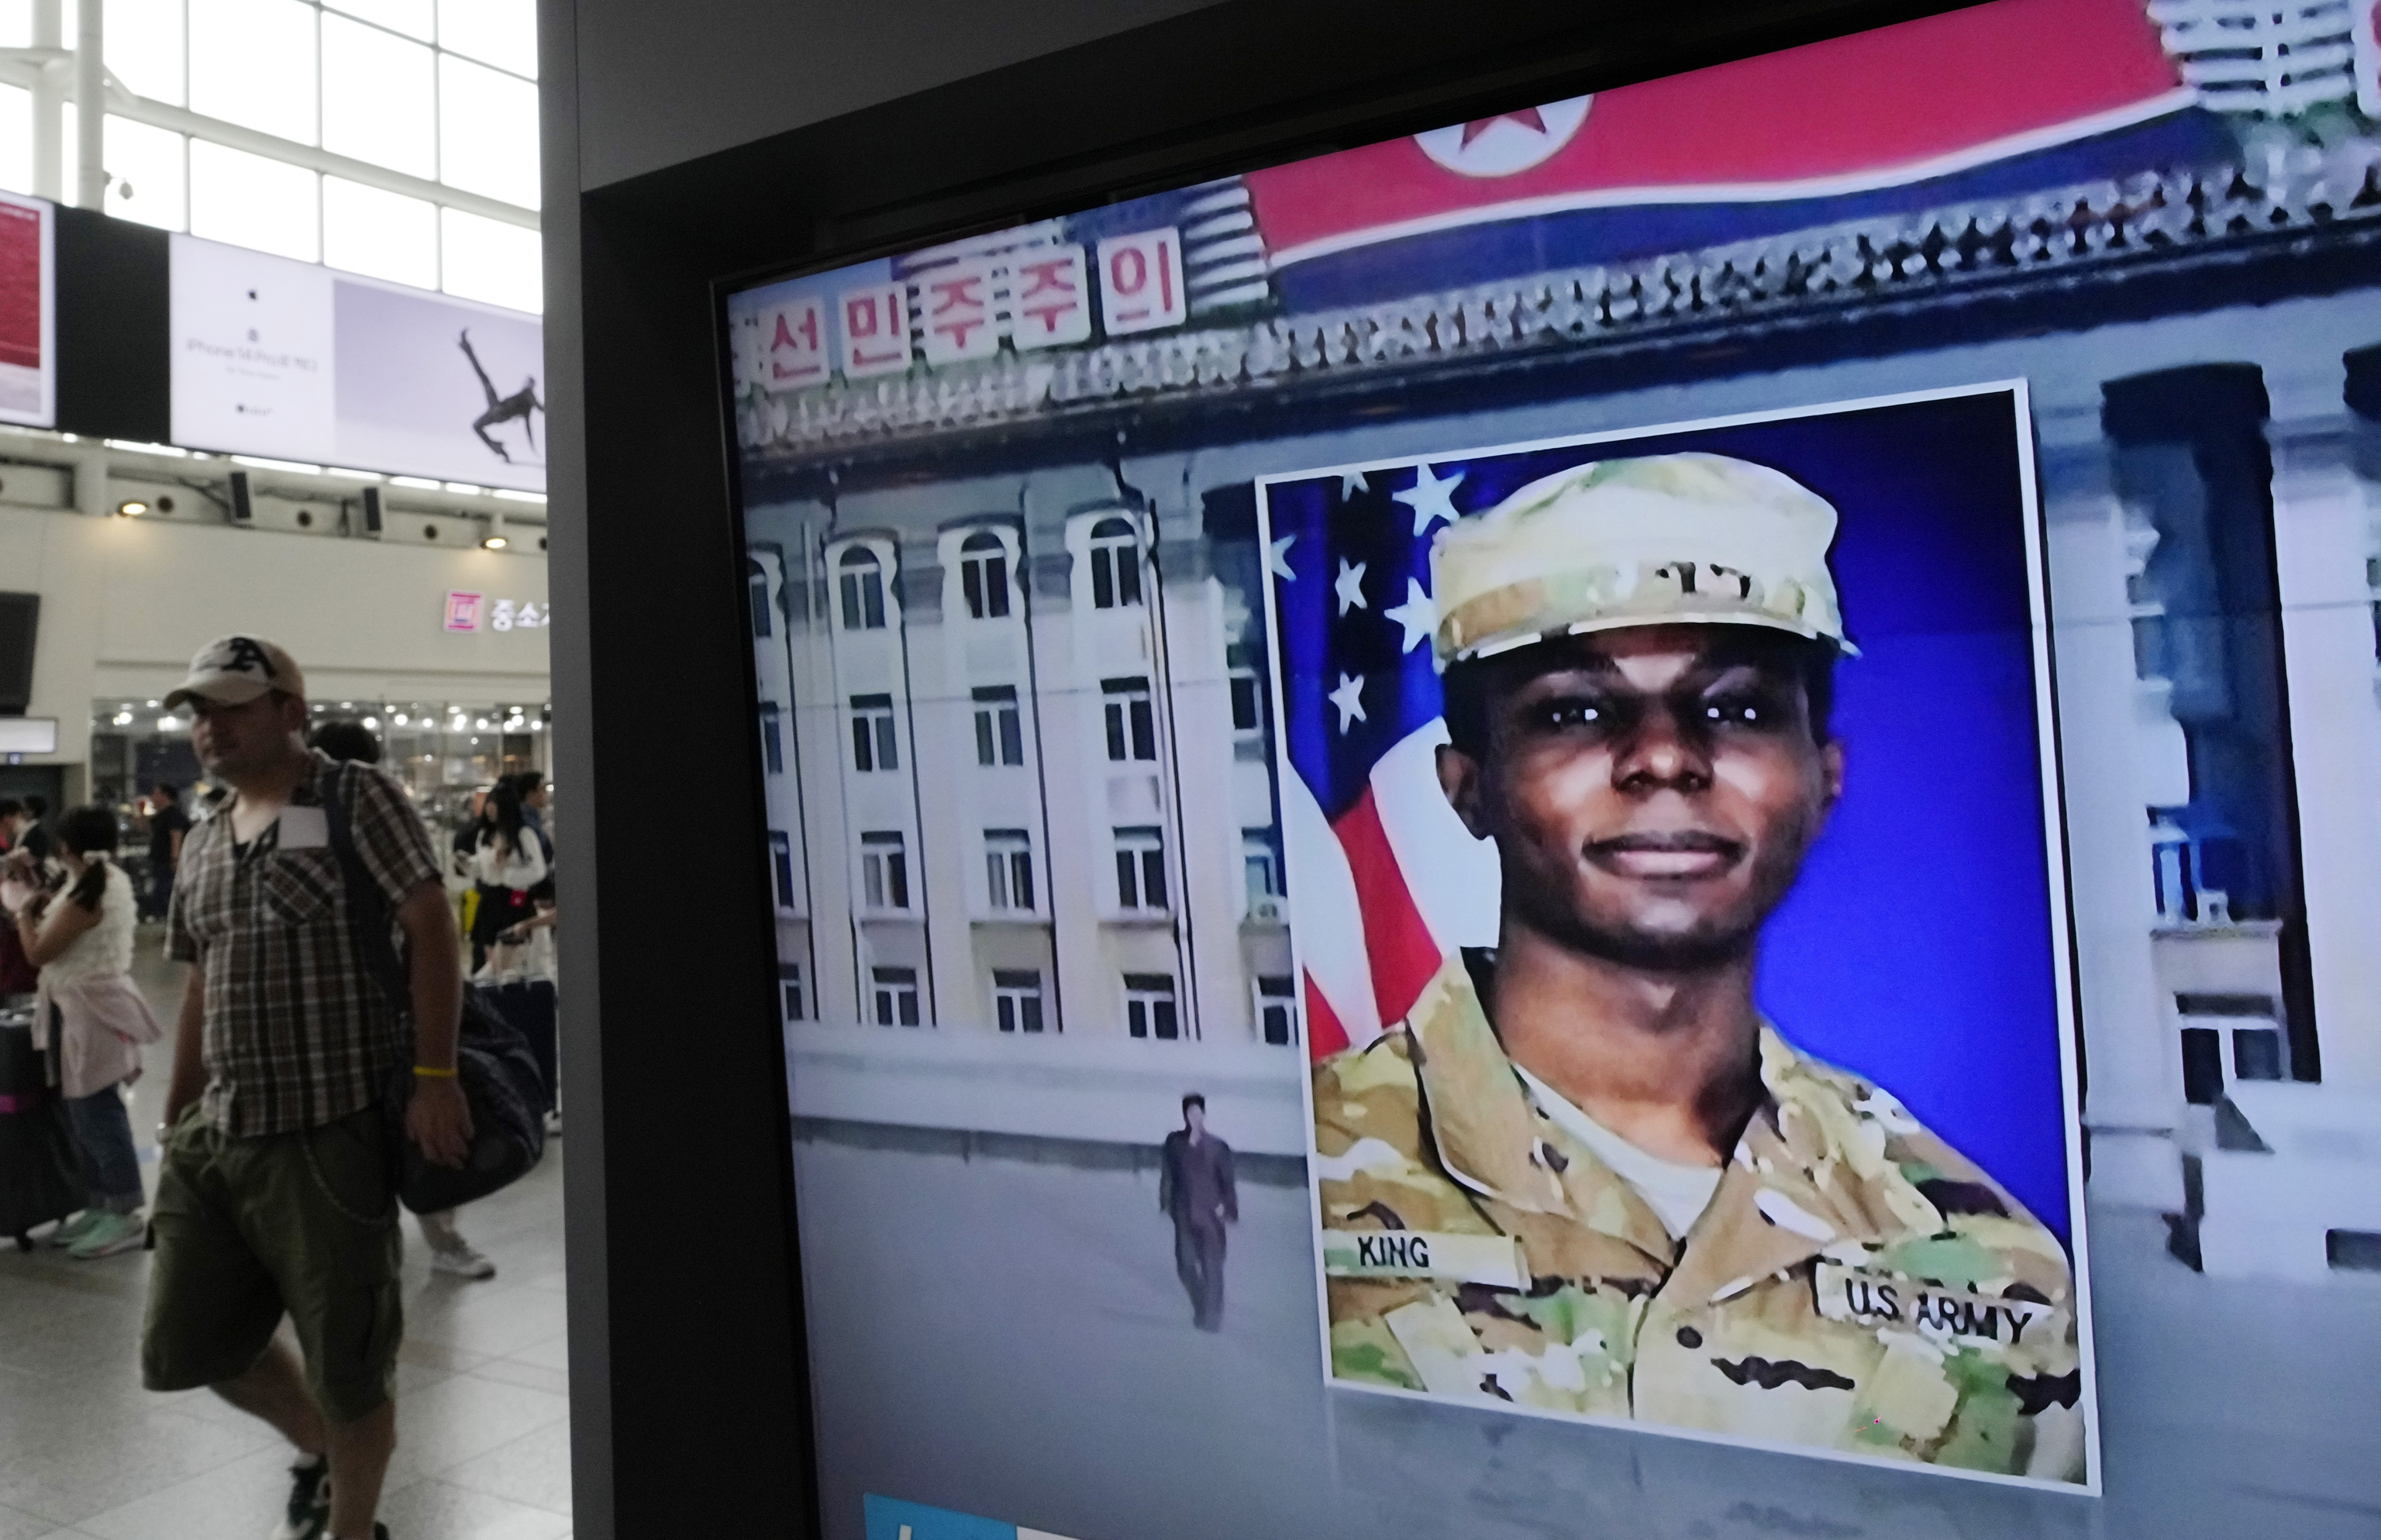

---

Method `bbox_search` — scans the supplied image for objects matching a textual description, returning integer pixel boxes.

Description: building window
[1114,825,1168,911]
[1125,973,1179,1039]
[759,702,784,775]
[780,962,805,1023]
[851,694,898,773]
[839,546,887,630]
[861,831,910,910]
[872,966,921,1028]
[1256,975,1298,1046]
[1103,677,1156,761]
[1087,515,1143,609]
[960,529,1011,620]
[973,685,1024,767]
[985,829,1035,912]
[748,562,774,638]
[769,830,797,911]
[994,969,1045,1033]
[1242,829,1281,906]
[1229,668,1262,732]
[1229,667,1267,762]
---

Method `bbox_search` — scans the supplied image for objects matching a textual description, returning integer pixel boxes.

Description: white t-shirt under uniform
[1514,1064,1725,1241]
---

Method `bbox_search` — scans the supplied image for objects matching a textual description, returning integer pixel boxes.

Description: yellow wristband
[412,1065,459,1079]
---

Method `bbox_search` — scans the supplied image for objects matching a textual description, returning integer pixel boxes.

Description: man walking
[142,636,472,1540]
[143,781,190,921]
[1159,1093,1236,1332]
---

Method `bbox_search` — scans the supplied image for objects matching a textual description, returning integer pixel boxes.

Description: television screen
[0,591,36,715]
[724,2,2381,1535]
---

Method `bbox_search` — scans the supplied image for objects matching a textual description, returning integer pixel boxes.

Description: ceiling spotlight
[482,512,508,550]
[482,535,508,550]
[362,716,380,729]
[115,499,149,516]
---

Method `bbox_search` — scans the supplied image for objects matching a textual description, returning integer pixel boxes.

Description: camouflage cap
[1428,453,1856,668]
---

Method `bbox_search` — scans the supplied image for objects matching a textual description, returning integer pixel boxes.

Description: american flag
[1265,443,1656,1061]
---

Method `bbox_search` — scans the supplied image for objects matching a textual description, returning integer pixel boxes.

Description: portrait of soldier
[1311,452,2084,1480]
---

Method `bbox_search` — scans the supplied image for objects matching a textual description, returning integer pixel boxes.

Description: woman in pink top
[16,805,163,1259]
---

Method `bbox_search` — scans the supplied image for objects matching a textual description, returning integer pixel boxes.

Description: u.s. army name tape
[1813,1261,2053,1344]
[1322,1228,1525,1289]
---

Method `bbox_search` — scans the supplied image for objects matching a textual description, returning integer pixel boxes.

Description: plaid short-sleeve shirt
[168,751,443,1137]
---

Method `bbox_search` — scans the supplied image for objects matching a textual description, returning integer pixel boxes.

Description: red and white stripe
[1290,718,1502,1059]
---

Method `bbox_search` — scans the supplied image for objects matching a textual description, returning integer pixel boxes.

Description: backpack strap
[316,760,412,1018]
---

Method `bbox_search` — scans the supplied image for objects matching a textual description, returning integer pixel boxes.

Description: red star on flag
[1458,107,1549,147]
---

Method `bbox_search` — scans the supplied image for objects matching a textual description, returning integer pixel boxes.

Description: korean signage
[444,592,550,632]
[733,232,1163,394]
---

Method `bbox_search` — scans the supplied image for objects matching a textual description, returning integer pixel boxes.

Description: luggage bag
[0,1007,89,1250]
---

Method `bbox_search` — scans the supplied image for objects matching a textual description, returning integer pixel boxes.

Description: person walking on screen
[1159,1093,1236,1332]
[143,636,472,1540]
[1312,453,2082,1480]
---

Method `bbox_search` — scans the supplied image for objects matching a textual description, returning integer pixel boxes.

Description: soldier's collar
[1406,953,1940,1265]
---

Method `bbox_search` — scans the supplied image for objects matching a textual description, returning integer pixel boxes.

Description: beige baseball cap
[163,635,307,710]
[1428,452,1856,668]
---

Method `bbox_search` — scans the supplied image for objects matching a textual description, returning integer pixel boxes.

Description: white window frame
[1102,676,1156,762]
[1124,973,1179,1039]
[957,529,1014,621]
[871,965,921,1028]
[1113,825,1168,913]
[992,969,1046,1033]
[860,831,910,911]
[836,543,890,631]
[1086,515,1144,610]
[973,685,1025,767]
[849,694,898,773]
[767,830,798,911]
[758,701,784,775]
[984,829,1035,914]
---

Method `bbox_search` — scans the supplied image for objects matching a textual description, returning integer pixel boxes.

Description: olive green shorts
[141,1103,404,1424]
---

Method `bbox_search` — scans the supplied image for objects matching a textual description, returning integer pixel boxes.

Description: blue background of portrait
[1269,388,2073,1243]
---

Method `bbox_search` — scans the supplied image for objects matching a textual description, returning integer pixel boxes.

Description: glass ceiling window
[0,0,541,312]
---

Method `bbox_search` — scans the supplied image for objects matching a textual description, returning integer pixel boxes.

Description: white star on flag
[1383,577,1435,654]
[1335,558,1368,617]
[1394,463,1464,537]
[1328,672,1366,734]
[1267,533,1297,581]
[1339,470,1370,498]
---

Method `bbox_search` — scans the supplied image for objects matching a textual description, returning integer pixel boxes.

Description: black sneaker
[267,1454,329,1540]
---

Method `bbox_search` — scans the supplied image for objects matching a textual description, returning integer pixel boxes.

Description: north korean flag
[1249,0,2227,312]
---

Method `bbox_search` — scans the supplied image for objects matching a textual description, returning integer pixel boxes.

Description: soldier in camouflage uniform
[1312,454,2084,1481]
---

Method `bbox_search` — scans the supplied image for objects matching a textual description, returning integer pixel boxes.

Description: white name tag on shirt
[1322,1228,1525,1289]
[277,806,329,851]
[1814,1261,2053,1345]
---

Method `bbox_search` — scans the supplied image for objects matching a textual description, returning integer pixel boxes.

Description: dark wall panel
[54,205,168,444]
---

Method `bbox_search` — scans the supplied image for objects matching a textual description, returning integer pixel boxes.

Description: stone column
[2267,395,2381,1090]
[2041,412,2186,1208]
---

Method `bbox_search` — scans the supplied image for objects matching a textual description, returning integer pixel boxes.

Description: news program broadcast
[723,1,2381,1535]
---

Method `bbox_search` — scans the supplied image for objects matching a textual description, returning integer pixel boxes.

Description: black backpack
[320,766,546,1213]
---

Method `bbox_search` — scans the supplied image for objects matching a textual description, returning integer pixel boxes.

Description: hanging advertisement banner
[0,191,57,429]
[167,233,545,491]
